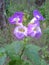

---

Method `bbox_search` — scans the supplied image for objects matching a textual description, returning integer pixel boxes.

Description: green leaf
[41,59,48,65]
[5,41,24,60]
[26,44,41,52]
[8,56,23,65]
[8,59,32,65]
[8,57,23,65]
[23,60,32,65]
[0,48,7,65]
[24,44,41,65]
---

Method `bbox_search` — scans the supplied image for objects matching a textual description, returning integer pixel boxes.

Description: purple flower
[14,25,27,40]
[8,12,24,24]
[28,24,42,38]
[33,10,45,21]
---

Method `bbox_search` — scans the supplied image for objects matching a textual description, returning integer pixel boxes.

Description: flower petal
[14,25,27,40]
[28,24,42,38]
[33,10,45,21]
[33,27,42,38]
[8,12,24,24]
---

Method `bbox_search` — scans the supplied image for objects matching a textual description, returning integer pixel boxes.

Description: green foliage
[24,44,41,65]
[5,0,36,18]
[44,0,49,21]
[8,57,23,65]
[44,26,49,34]
[5,41,24,60]
[0,0,49,65]
[23,60,32,65]
[8,59,32,65]
[41,59,47,65]
[0,41,48,65]
[0,48,7,65]
[39,7,46,18]
[42,26,49,45]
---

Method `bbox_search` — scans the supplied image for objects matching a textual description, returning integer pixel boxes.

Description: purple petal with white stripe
[8,12,24,24]
[14,25,27,40]
[33,10,45,21]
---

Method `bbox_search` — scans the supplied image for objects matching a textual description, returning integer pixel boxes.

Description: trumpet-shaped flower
[8,12,24,24]
[14,25,27,40]
[28,24,42,38]
[33,10,45,21]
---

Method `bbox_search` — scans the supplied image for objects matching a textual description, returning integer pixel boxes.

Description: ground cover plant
[0,0,49,65]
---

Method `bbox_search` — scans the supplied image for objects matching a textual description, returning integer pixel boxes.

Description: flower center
[33,27,37,31]
[36,15,40,18]
[29,22,34,25]
[19,28,25,32]
[15,17,20,22]
[13,17,20,23]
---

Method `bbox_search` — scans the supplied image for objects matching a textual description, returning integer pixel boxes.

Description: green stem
[20,46,25,58]
[20,38,28,58]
